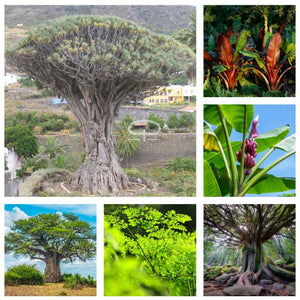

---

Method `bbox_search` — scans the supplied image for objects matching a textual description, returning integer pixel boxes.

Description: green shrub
[167,113,180,129]
[18,76,35,87]
[168,157,196,172]
[5,126,39,158]
[179,112,195,130]
[5,264,44,286]
[115,124,141,159]
[65,121,79,132]
[62,273,96,289]
[148,112,165,130]
[50,155,70,169]
[120,114,134,129]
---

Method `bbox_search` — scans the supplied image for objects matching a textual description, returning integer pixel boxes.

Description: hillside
[5,5,194,35]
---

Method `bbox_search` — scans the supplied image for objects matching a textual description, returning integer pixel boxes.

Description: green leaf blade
[255,125,290,153]
[204,160,222,197]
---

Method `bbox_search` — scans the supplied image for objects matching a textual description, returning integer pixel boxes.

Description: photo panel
[203,104,295,197]
[104,204,196,296]
[4,5,196,198]
[4,204,97,296]
[203,204,295,296]
[203,5,295,97]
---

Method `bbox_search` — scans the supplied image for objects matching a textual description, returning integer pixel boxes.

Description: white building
[5,73,20,86]
[183,85,197,97]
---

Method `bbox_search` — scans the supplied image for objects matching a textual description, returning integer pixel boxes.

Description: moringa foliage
[104,205,196,296]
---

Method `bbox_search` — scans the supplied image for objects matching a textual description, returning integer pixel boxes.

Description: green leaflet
[255,125,290,153]
[204,160,221,197]
[248,173,295,194]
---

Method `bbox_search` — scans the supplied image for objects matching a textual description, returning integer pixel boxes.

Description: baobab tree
[204,204,295,286]
[5,213,96,283]
[6,15,195,194]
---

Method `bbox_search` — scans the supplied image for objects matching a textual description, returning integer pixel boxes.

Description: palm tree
[40,136,66,159]
[173,10,196,53]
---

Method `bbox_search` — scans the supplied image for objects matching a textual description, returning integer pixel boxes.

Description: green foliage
[115,116,141,159]
[168,157,196,172]
[204,5,295,96]
[40,136,66,159]
[5,264,44,286]
[179,112,196,130]
[6,15,195,91]
[18,76,35,87]
[173,9,196,52]
[50,154,70,169]
[62,273,96,289]
[65,121,79,133]
[148,112,165,130]
[5,213,96,266]
[170,74,188,85]
[204,104,295,196]
[105,206,196,296]
[5,111,76,133]
[167,113,180,129]
[5,126,39,158]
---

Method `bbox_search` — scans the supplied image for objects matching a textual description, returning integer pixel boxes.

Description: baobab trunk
[44,253,61,283]
[71,101,130,195]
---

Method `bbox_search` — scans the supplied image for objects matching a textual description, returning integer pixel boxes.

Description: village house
[143,85,184,105]
[143,85,196,106]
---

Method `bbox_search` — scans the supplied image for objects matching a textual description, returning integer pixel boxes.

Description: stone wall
[121,133,196,168]
[118,106,194,121]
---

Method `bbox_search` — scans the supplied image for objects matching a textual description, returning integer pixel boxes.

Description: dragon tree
[204,204,295,287]
[5,213,96,283]
[6,15,195,194]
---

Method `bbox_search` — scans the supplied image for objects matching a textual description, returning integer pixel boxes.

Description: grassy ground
[5,283,96,296]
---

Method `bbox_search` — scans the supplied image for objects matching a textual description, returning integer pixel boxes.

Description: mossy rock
[204,266,222,279]
[20,168,72,196]
[222,266,237,274]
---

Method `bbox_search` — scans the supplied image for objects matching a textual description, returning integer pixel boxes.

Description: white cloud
[5,207,28,234]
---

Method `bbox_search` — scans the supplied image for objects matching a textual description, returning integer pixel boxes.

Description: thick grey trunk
[44,253,61,283]
[71,112,129,195]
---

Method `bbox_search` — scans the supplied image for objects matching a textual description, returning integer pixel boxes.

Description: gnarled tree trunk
[229,241,295,287]
[45,253,61,283]
[70,96,130,195]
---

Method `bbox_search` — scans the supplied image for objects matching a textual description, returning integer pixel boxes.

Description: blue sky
[5,204,97,279]
[210,105,295,197]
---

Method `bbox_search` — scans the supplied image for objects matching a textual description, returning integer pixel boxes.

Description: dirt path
[5,283,96,296]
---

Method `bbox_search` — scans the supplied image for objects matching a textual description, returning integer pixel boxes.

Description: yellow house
[143,85,184,105]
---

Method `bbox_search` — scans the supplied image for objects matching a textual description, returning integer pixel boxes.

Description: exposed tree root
[227,264,294,288]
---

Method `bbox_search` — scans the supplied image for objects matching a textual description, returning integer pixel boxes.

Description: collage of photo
[2,2,296,298]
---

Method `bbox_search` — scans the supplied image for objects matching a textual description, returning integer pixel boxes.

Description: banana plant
[204,29,252,91]
[204,105,295,197]
[239,22,295,91]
